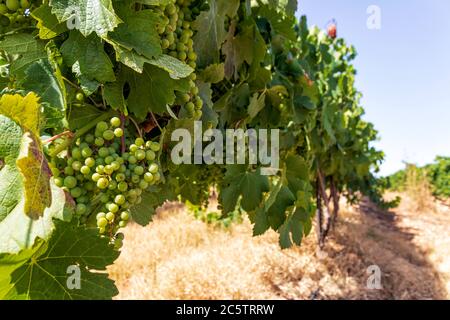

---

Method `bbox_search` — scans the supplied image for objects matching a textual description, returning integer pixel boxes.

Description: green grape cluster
[155,0,203,119]
[49,117,163,236]
[0,0,33,30]
[193,165,224,207]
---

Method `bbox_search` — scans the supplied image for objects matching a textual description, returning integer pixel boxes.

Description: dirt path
[109,197,450,300]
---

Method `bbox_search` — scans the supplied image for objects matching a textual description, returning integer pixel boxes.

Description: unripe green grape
[99,227,106,234]
[135,196,142,204]
[115,173,126,182]
[95,137,105,146]
[72,161,82,171]
[195,110,202,118]
[91,173,101,182]
[134,166,144,176]
[85,157,96,168]
[76,203,87,215]
[154,172,161,181]
[75,92,85,102]
[106,212,115,222]
[127,189,138,198]
[96,165,105,174]
[129,144,138,153]
[104,165,114,175]
[96,121,108,133]
[188,61,196,68]
[97,178,109,189]
[108,203,119,213]
[85,134,95,144]
[80,166,90,175]
[161,39,170,49]
[54,177,64,188]
[0,4,8,14]
[118,182,128,192]
[135,138,145,147]
[96,212,106,220]
[119,221,128,228]
[103,130,115,141]
[64,176,77,189]
[188,51,197,61]
[178,51,187,61]
[150,142,161,152]
[146,150,156,161]
[110,117,121,127]
[128,155,137,164]
[98,147,109,158]
[139,180,149,190]
[70,187,83,198]
[97,217,108,228]
[111,161,120,171]
[51,166,60,177]
[144,172,154,183]
[120,211,130,221]
[20,0,30,9]
[105,156,114,165]
[186,102,195,113]
[108,180,117,190]
[71,147,82,159]
[6,0,20,11]
[131,175,140,184]
[81,147,92,158]
[115,194,126,205]
[114,128,123,138]
[169,51,178,58]
[135,150,146,161]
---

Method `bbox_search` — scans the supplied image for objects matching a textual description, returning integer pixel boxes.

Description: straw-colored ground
[109,195,450,300]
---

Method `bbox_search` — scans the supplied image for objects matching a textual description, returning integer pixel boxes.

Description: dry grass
[109,197,450,300]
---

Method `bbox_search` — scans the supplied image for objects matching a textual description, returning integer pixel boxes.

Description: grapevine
[0,0,392,300]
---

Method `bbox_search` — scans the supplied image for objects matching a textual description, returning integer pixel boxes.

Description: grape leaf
[20,59,68,130]
[0,220,119,300]
[49,0,121,37]
[257,4,297,41]
[248,91,266,119]
[130,186,176,226]
[0,93,73,253]
[60,31,115,94]
[68,104,103,130]
[32,4,69,40]
[104,64,190,120]
[148,54,194,80]
[220,166,270,213]
[222,19,266,80]
[107,9,162,60]
[0,34,47,79]
[192,0,240,68]
[198,63,225,84]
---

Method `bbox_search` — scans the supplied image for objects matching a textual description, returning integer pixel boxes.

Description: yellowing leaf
[16,133,52,220]
[0,93,41,138]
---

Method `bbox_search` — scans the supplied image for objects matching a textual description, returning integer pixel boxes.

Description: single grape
[128,155,137,164]
[108,180,117,190]
[119,221,128,228]
[139,180,149,190]
[149,163,159,174]
[64,176,77,189]
[115,194,126,205]
[70,187,83,198]
[146,150,156,161]
[97,178,109,189]
[129,144,138,153]
[108,203,119,213]
[85,157,96,168]
[76,203,87,215]
[114,128,123,138]
[110,117,121,128]
[96,121,108,133]
[134,166,144,176]
[6,0,20,11]
[81,147,92,158]
[144,172,154,183]
[96,212,106,220]
[103,130,115,141]
[75,92,85,102]
[80,165,91,175]
[118,182,128,192]
[135,150,146,161]
[54,177,64,188]
[150,142,161,152]
[106,212,115,222]
[72,147,82,159]
[95,137,105,147]
[120,211,130,221]
[91,173,101,182]
[97,217,108,228]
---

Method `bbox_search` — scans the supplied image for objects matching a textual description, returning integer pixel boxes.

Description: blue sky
[297,0,450,176]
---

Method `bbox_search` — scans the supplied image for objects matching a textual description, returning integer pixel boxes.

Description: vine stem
[43,131,73,144]
[129,116,142,138]
[49,111,115,157]
[150,112,163,131]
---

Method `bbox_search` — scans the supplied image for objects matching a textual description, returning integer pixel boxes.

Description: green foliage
[0,0,389,300]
